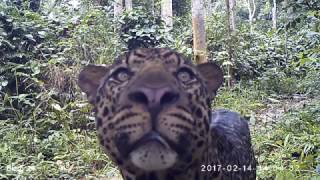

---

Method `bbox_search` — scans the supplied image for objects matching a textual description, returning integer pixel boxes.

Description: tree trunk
[125,0,132,11]
[149,0,155,15]
[246,0,256,34]
[114,0,123,50]
[225,0,233,87]
[114,0,123,18]
[161,0,173,30]
[272,0,277,30]
[192,0,207,64]
[229,0,236,31]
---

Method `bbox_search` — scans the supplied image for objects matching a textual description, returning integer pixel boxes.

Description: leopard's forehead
[114,48,194,71]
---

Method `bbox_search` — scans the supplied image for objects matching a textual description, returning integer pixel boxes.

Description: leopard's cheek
[158,110,195,143]
[101,107,151,155]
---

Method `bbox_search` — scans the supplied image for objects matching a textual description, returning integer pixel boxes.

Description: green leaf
[283,134,291,147]
[25,34,36,42]
[52,103,62,111]
[222,61,233,66]
[269,97,281,103]
[38,31,46,38]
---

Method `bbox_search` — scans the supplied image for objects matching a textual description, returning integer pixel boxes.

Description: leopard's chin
[129,141,177,171]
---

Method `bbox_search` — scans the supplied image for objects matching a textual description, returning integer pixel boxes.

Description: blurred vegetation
[0,0,319,179]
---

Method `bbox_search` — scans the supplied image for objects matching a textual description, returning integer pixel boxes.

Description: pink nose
[128,86,179,108]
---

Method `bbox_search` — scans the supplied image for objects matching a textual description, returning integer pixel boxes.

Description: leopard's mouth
[112,108,194,171]
[128,131,178,171]
[131,131,170,151]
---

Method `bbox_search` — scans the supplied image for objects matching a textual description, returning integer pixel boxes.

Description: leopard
[78,48,256,180]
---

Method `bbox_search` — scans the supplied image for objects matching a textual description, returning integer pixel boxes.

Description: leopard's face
[78,48,223,174]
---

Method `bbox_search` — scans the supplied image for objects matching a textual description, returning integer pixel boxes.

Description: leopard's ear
[78,65,109,104]
[196,62,224,98]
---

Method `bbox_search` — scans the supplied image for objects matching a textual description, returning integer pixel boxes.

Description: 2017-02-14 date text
[201,164,255,172]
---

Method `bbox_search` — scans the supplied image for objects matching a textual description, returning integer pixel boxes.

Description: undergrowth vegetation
[0,0,319,179]
[215,84,320,179]
[254,99,320,179]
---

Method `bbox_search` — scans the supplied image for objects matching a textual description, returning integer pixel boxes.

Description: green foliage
[0,2,117,179]
[172,0,191,17]
[255,67,320,96]
[0,4,66,120]
[119,7,169,50]
[253,99,320,179]
[207,19,319,82]
[164,15,193,58]
[284,0,320,31]
[206,0,319,85]
[215,84,267,116]
[67,6,121,64]
[216,83,320,179]
[0,121,117,179]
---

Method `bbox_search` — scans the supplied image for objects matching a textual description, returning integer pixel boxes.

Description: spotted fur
[78,48,256,180]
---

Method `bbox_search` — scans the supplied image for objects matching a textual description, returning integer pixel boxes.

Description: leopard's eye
[112,68,131,82]
[177,67,195,83]
[117,71,129,81]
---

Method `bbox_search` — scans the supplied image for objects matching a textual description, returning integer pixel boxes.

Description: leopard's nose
[128,86,180,108]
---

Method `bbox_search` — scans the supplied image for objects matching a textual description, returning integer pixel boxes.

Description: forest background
[0,0,319,179]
